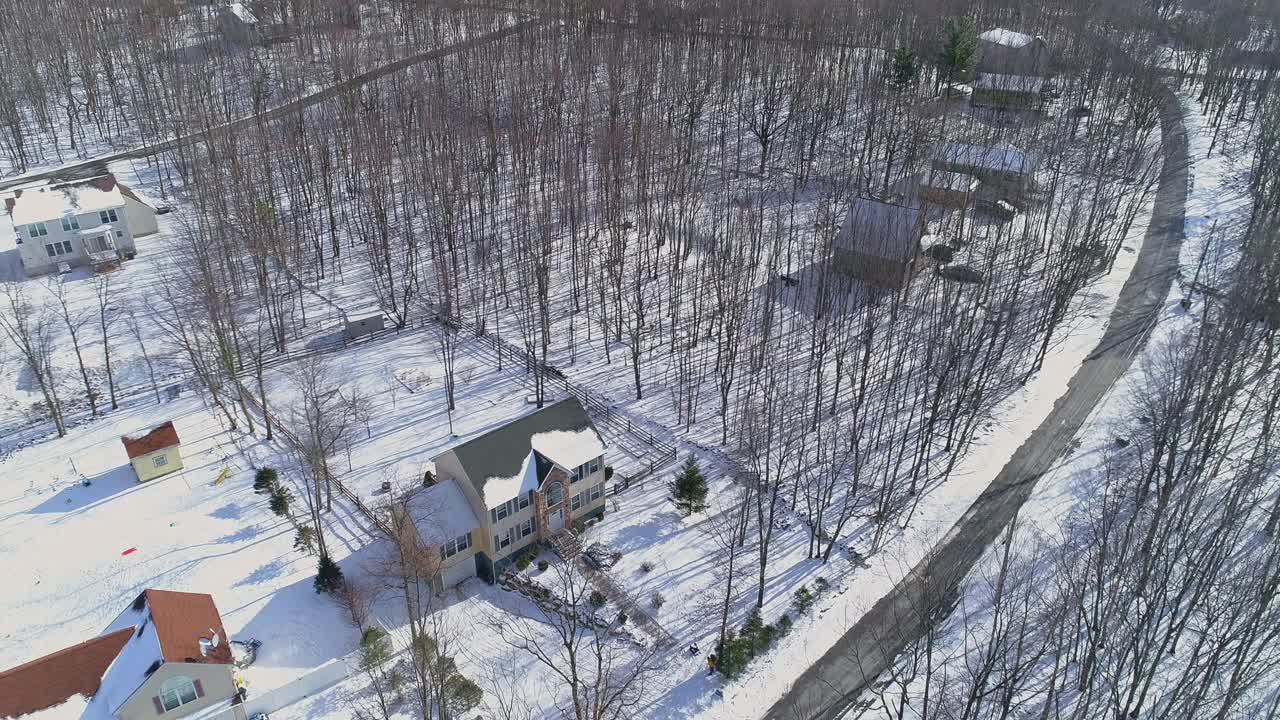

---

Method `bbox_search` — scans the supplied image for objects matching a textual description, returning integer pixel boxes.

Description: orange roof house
[121,421,183,483]
[0,590,239,720]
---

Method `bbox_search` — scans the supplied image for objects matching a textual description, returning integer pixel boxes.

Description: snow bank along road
[0,15,546,191]
[765,80,1190,720]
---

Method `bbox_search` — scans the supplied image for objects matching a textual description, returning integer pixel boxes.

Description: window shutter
[153,696,164,714]
[193,679,204,698]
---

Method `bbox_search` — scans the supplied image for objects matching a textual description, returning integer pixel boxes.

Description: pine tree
[668,456,708,515]
[269,486,292,516]
[891,47,918,90]
[253,467,278,494]
[939,18,980,85]
[314,554,344,593]
[294,526,316,555]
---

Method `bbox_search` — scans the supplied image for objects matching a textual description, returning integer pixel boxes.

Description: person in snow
[707,653,717,675]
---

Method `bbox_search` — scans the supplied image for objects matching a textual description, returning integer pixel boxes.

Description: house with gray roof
[932,142,1040,196]
[977,28,1050,77]
[832,198,924,290]
[405,397,609,585]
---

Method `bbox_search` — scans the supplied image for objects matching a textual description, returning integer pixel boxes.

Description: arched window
[158,675,200,712]
[546,481,564,507]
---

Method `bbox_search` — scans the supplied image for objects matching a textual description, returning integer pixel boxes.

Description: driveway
[764,79,1189,720]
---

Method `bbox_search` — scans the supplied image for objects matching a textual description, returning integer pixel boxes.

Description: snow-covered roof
[481,451,543,510]
[405,478,480,544]
[4,176,126,226]
[980,28,1038,48]
[974,72,1044,93]
[20,696,88,720]
[834,197,922,261]
[228,2,258,24]
[438,398,606,509]
[936,142,1040,175]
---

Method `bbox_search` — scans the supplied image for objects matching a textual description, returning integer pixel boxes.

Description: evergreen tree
[293,525,316,555]
[443,674,483,715]
[891,47,918,89]
[939,18,980,84]
[668,456,708,515]
[269,485,292,516]
[314,554,344,593]
[253,467,278,494]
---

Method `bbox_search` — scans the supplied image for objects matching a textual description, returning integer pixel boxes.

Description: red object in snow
[121,547,137,556]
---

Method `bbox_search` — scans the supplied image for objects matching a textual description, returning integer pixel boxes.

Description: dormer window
[61,215,80,231]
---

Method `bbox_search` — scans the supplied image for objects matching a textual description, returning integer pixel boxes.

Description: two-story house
[0,590,244,720]
[402,397,610,587]
[4,174,158,276]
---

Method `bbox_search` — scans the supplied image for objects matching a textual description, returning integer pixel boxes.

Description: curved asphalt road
[765,80,1189,720]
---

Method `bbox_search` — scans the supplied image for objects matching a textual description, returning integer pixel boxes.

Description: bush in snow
[253,468,278,494]
[716,608,785,679]
[814,576,831,594]
[269,486,292,516]
[537,559,549,572]
[293,526,316,555]
[668,456,708,515]
[589,590,607,607]
[314,554,344,594]
[616,610,628,626]
[639,560,654,574]
[792,584,815,614]
[515,555,532,572]
[651,591,665,610]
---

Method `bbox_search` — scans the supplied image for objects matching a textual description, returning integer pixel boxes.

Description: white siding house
[4,174,157,276]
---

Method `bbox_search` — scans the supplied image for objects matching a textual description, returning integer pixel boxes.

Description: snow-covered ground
[834,87,1264,719]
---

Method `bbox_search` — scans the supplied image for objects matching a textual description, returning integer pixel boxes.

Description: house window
[153,455,168,468]
[590,483,603,501]
[495,531,512,551]
[518,493,530,510]
[99,208,120,224]
[61,215,80,231]
[158,676,199,712]
[27,222,48,238]
[589,457,601,475]
[45,241,73,258]
[493,503,509,523]
[441,532,471,559]
[116,230,123,237]
[520,518,535,538]
[547,482,564,506]
[571,492,582,512]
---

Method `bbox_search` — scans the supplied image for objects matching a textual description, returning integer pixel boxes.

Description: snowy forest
[0,0,1278,719]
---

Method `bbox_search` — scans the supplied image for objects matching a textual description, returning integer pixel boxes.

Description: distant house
[832,198,924,290]
[216,3,260,44]
[918,170,980,208]
[123,421,184,482]
[932,143,1041,196]
[402,397,609,586]
[3,174,157,276]
[978,28,1050,77]
[0,590,242,720]
[971,73,1045,111]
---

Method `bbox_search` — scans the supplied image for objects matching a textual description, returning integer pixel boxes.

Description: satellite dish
[209,630,221,648]
[198,637,213,657]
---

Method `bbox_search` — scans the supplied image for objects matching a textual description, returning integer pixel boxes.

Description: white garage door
[441,556,477,588]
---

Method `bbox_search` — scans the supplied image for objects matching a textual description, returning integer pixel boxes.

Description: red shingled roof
[0,628,132,718]
[122,421,180,459]
[143,589,233,665]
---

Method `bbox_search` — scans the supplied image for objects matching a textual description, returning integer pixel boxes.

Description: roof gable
[438,398,605,509]
[0,629,132,719]
[979,28,1042,48]
[936,142,1040,175]
[122,422,180,459]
